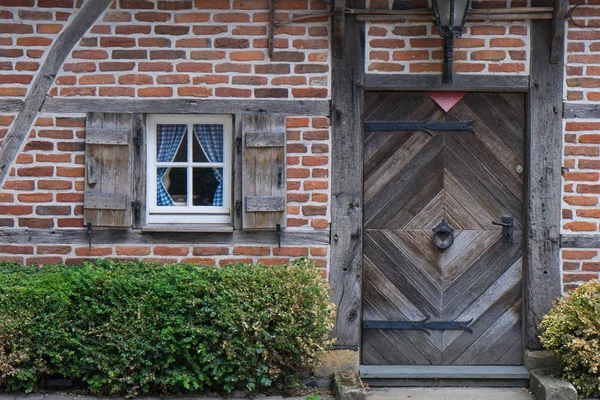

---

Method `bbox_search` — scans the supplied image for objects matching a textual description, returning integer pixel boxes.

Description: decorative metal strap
[363,316,474,335]
[364,115,475,136]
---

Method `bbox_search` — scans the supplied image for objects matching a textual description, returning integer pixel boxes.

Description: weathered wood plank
[0,0,113,188]
[563,103,600,119]
[561,234,600,248]
[551,0,568,64]
[0,228,329,246]
[131,114,145,229]
[525,4,564,349]
[86,128,131,145]
[0,99,22,113]
[365,74,530,92]
[246,196,285,212]
[83,193,128,210]
[38,98,330,116]
[329,10,365,348]
[245,131,286,147]
[242,115,286,230]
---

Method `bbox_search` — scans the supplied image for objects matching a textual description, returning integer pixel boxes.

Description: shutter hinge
[276,223,281,250]
[87,222,93,250]
[235,200,242,218]
[236,136,242,154]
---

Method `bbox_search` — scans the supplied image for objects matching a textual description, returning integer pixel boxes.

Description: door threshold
[360,365,530,387]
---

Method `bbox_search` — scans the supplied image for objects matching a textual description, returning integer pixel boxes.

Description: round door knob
[432,219,455,250]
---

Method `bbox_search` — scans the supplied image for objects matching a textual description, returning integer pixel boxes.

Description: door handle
[492,216,514,244]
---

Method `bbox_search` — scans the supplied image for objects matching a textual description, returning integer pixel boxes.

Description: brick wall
[0,0,332,274]
[365,0,530,75]
[561,0,600,292]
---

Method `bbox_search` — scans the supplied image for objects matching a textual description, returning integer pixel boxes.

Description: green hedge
[539,280,600,397]
[0,258,335,397]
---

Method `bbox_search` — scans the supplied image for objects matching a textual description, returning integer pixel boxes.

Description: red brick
[138,38,171,47]
[99,62,135,72]
[582,262,600,271]
[37,245,72,255]
[255,88,288,98]
[176,38,210,48]
[233,246,270,256]
[56,193,83,202]
[565,146,599,156]
[155,26,189,35]
[563,221,597,231]
[577,209,600,218]
[112,50,148,60]
[292,88,327,98]
[193,25,228,35]
[0,245,33,254]
[18,193,52,203]
[176,62,212,72]
[471,25,505,35]
[138,87,173,97]
[158,0,192,9]
[139,62,173,72]
[303,155,328,166]
[177,87,212,97]
[563,250,598,260]
[304,180,328,190]
[75,247,113,257]
[564,273,599,283]
[310,247,327,257]
[116,246,151,256]
[17,166,52,177]
[193,246,229,256]
[3,180,34,190]
[272,247,308,257]
[214,12,250,22]
[0,49,23,58]
[174,12,210,22]
[25,256,63,265]
[489,63,525,73]
[180,257,215,265]
[79,74,114,85]
[215,88,251,97]
[99,87,135,97]
[230,51,265,61]
[564,172,599,181]
[287,218,308,227]
[19,218,54,228]
[154,246,189,256]
[135,11,170,22]
[311,219,329,229]
[190,50,226,60]
[0,88,27,97]
[0,23,33,34]
[272,76,306,86]
[36,206,70,215]
[100,37,136,48]
[57,218,85,228]
[118,74,154,85]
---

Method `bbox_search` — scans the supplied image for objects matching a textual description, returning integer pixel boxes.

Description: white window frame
[146,114,232,225]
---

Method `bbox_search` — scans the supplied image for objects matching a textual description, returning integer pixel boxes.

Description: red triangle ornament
[427,92,467,113]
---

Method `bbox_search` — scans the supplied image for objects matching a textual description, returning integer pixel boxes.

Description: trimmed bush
[539,280,600,397]
[0,258,335,397]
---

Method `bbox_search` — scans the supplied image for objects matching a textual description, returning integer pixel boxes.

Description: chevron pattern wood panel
[362,92,525,366]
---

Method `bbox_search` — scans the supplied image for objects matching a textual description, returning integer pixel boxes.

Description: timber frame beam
[0,0,113,189]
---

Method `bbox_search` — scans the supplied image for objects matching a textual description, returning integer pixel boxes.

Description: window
[146,114,232,225]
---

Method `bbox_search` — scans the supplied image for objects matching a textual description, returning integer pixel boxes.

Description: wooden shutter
[84,112,136,227]
[242,114,286,230]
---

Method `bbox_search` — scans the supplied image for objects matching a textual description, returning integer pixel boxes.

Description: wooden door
[362,92,525,366]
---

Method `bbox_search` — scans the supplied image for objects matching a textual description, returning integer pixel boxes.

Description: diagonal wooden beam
[0,0,113,187]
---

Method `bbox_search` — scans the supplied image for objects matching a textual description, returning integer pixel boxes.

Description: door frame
[329,12,564,362]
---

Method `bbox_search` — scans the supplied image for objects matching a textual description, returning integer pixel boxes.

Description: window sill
[142,224,234,233]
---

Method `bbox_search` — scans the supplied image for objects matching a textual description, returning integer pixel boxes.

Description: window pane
[157,167,187,206]
[157,124,187,163]
[192,124,223,163]
[193,168,222,206]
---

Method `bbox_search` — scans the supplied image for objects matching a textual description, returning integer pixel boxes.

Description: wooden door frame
[329,12,564,359]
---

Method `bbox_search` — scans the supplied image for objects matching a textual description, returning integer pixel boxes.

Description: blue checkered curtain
[193,124,224,206]
[157,124,187,206]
